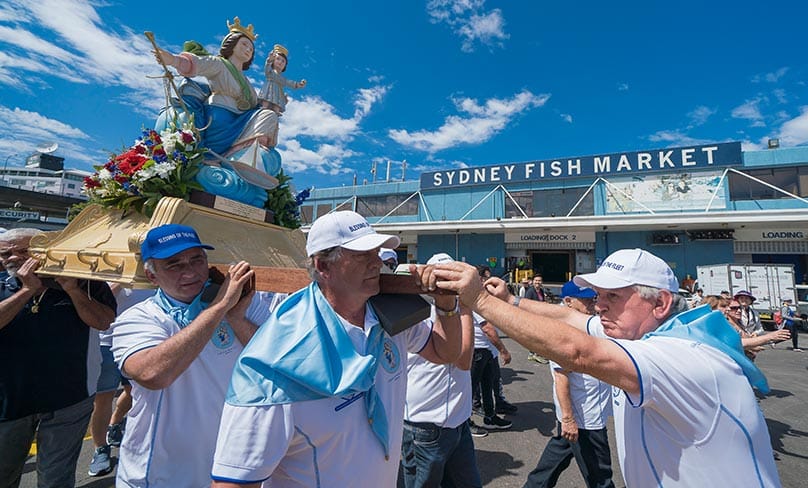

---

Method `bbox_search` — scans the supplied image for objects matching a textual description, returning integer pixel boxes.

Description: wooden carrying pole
[208,265,456,295]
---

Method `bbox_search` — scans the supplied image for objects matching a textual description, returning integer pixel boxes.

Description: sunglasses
[728,306,741,311]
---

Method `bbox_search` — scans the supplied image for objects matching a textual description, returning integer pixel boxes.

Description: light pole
[2,154,16,186]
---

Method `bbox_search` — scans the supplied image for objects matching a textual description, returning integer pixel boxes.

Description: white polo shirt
[404,354,471,429]
[211,305,432,487]
[549,360,611,430]
[111,291,284,488]
[587,316,781,487]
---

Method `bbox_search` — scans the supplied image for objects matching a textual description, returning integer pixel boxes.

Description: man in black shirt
[524,274,550,364]
[0,228,116,487]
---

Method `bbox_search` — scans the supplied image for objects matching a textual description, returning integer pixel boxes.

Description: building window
[505,188,594,218]
[505,191,533,218]
[729,167,804,200]
[334,200,354,212]
[315,204,332,219]
[356,194,417,217]
[299,205,313,224]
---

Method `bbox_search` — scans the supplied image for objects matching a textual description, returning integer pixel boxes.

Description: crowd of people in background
[0,216,796,487]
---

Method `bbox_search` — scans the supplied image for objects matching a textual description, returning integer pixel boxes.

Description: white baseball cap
[573,248,678,292]
[378,248,398,263]
[427,252,454,265]
[306,211,400,256]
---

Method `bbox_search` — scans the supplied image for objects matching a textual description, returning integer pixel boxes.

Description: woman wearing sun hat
[733,290,763,336]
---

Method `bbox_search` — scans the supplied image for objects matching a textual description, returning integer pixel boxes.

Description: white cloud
[427,0,509,52]
[687,106,716,127]
[0,105,101,167]
[741,140,765,151]
[388,90,549,153]
[282,83,389,142]
[731,99,765,127]
[647,130,713,147]
[752,67,789,83]
[0,0,164,111]
[282,96,360,141]
[276,84,389,175]
[775,106,808,147]
[354,85,390,119]
[279,139,358,176]
[560,113,573,123]
[617,83,629,91]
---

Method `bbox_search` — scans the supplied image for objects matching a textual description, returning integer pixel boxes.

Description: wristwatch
[513,296,521,308]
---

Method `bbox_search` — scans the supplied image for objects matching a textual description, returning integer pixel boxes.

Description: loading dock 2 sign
[506,231,596,243]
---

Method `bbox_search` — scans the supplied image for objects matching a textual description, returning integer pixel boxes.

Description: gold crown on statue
[272,44,289,57]
[226,17,257,42]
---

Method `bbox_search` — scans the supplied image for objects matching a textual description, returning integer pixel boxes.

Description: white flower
[154,161,177,178]
[98,168,113,181]
[160,129,181,155]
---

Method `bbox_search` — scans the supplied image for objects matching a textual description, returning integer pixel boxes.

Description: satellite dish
[36,142,59,154]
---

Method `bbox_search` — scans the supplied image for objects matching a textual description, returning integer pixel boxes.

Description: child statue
[259,44,306,114]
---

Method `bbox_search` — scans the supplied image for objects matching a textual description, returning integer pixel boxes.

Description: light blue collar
[153,281,211,329]
[644,304,769,393]
[226,282,391,457]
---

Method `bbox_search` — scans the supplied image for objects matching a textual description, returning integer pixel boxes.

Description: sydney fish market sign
[420,142,742,190]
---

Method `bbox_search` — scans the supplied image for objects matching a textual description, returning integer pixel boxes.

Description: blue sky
[1,0,806,193]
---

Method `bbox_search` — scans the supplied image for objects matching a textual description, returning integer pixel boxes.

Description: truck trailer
[696,263,797,323]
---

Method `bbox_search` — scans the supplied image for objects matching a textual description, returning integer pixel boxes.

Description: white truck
[696,264,797,324]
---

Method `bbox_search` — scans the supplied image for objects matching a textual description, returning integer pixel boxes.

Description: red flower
[115,149,147,176]
[114,174,128,184]
[181,131,194,144]
[83,176,100,188]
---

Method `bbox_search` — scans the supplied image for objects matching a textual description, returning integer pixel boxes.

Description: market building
[300,141,808,288]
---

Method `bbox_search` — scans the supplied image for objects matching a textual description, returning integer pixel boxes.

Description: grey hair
[143,259,155,274]
[633,284,689,318]
[306,246,343,281]
[0,228,41,243]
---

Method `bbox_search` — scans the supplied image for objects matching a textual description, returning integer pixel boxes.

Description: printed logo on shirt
[380,338,400,374]
[335,392,365,412]
[211,322,235,349]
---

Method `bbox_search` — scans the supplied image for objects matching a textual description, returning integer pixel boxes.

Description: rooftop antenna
[36,142,59,154]
[401,160,407,181]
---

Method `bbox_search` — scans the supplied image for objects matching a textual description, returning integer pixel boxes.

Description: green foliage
[265,169,302,229]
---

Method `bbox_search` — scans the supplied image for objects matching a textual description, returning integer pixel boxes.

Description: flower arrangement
[83,127,206,216]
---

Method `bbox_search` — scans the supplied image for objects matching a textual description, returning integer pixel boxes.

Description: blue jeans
[399,420,482,488]
[0,395,94,488]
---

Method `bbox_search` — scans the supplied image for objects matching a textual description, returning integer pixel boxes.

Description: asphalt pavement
[20,332,808,487]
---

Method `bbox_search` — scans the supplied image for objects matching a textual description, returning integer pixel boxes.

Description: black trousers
[523,422,614,488]
[470,348,496,418]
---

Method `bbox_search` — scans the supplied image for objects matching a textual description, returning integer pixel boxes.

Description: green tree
[265,169,303,229]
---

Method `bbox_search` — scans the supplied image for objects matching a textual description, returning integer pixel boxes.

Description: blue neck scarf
[153,281,211,328]
[226,282,391,457]
[643,304,769,393]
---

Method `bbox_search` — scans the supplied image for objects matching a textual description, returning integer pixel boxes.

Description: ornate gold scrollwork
[45,250,67,268]
[100,252,124,274]
[76,250,99,271]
